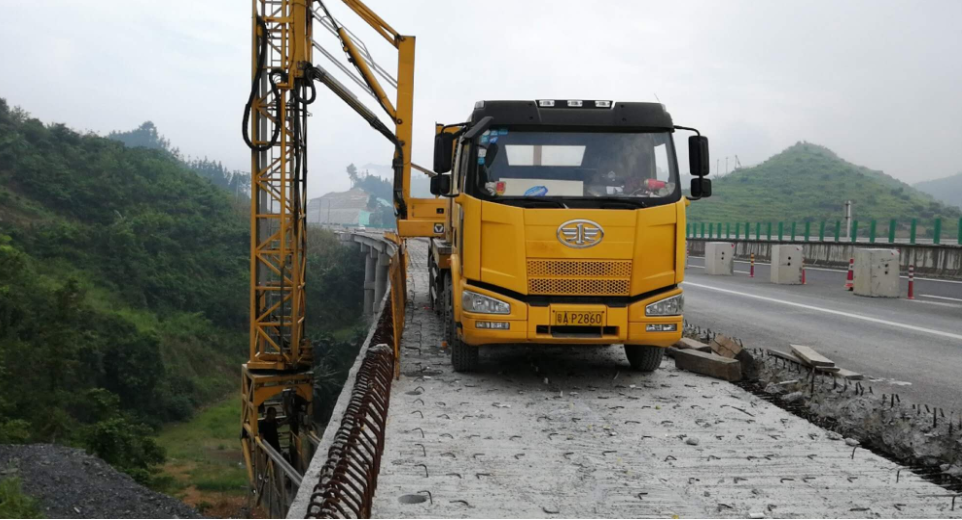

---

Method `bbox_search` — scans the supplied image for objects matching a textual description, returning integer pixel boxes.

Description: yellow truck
[428,99,712,372]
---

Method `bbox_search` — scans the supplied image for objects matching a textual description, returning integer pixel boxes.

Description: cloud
[2,0,960,199]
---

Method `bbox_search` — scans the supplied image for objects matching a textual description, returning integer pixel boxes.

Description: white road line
[909,299,962,309]
[920,294,962,303]
[684,281,962,342]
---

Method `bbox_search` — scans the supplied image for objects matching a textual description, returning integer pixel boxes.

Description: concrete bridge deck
[292,239,956,518]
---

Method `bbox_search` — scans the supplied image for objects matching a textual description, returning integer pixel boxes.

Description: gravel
[0,444,200,519]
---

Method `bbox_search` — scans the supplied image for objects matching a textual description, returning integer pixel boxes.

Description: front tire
[624,345,664,372]
[442,274,479,372]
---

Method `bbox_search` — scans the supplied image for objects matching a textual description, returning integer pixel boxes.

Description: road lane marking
[909,300,962,309]
[683,281,962,341]
[920,294,962,303]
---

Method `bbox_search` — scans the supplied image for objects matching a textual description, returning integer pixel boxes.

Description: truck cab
[429,100,711,372]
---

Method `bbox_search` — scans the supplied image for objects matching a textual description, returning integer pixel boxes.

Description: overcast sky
[2,1,961,198]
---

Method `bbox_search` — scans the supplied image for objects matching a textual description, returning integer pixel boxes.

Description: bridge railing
[255,438,304,518]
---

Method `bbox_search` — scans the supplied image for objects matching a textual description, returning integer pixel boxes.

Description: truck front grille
[527,260,632,296]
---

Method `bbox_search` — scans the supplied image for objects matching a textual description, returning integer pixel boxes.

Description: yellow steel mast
[241,0,314,510]
[240,0,442,513]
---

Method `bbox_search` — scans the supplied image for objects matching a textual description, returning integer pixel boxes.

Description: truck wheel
[624,345,664,372]
[441,275,454,347]
[451,336,479,373]
[442,275,478,372]
[428,254,441,314]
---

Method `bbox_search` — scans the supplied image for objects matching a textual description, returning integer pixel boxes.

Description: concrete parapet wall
[687,239,962,280]
[289,232,399,519]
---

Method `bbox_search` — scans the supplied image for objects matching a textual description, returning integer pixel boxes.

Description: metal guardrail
[256,438,305,518]
[688,218,962,246]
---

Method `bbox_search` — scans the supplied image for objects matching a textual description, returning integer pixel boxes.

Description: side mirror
[434,133,456,173]
[430,174,452,196]
[690,177,712,199]
[688,135,710,176]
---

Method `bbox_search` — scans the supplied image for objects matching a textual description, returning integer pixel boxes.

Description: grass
[156,397,249,512]
[0,477,43,519]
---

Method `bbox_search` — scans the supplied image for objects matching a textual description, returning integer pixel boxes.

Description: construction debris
[674,337,712,352]
[711,335,758,381]
[768,349,801,363]
[673,348,742,382]
[817,366,862,379]
[709,335,742,358]
[789,344,835,368]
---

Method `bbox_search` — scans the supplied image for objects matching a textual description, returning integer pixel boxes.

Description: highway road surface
[684,256,962,411]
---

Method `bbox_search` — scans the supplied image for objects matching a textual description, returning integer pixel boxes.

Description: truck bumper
[459,286,683,347]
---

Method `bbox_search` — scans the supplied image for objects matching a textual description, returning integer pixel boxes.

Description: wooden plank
[818,367,863,380]
[673,349,742,382]
[814,366,841,373]
[790,344,835,368]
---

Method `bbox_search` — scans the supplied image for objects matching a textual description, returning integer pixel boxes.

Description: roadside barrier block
[853,249,900,298]
[673,348,742,382]
[705,242,734,275]
[770,244,803,285]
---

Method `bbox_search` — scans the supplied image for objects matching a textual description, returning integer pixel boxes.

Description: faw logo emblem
[557,219,604,248]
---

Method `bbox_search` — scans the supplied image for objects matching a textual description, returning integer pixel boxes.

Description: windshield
[469,129,678,203]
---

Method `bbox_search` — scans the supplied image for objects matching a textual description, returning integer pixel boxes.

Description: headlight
[645,294,683,316]
[462,290,510,314]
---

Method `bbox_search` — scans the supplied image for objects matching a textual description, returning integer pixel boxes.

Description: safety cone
[844,258,854,291]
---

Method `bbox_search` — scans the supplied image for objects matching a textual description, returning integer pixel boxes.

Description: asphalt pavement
[683,256,962,410]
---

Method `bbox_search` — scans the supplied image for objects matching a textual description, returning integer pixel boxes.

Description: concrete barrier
[705,242,735,275]
[770,244,803,285]
[853,249,900,298]
[687,238,962,280]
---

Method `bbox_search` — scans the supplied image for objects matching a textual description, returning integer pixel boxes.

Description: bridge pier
[374,251,390,309]
[363,247,376,321]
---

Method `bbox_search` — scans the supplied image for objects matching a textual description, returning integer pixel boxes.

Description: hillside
[0,98,365,496]
[687,143,961,234]
[915,172,962,210]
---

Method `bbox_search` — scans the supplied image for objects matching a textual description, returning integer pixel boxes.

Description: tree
[107,122,177,156]
[346,163,359,185]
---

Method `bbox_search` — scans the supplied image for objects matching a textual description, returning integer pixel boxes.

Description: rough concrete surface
[369,241,956,519]
[755,355,962,472]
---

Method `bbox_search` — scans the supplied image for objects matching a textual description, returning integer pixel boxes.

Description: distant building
[307,188,371,227]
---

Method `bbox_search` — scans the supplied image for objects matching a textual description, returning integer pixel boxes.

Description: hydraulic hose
[242,17,282,152]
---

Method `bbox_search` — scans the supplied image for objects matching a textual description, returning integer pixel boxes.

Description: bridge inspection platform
[291,239,955,519]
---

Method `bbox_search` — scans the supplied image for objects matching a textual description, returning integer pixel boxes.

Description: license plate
[551,311,605,326]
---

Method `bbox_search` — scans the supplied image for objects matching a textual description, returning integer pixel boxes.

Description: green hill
[914,172,962,210]
[0,99,364,487]
[687,142,961,237]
